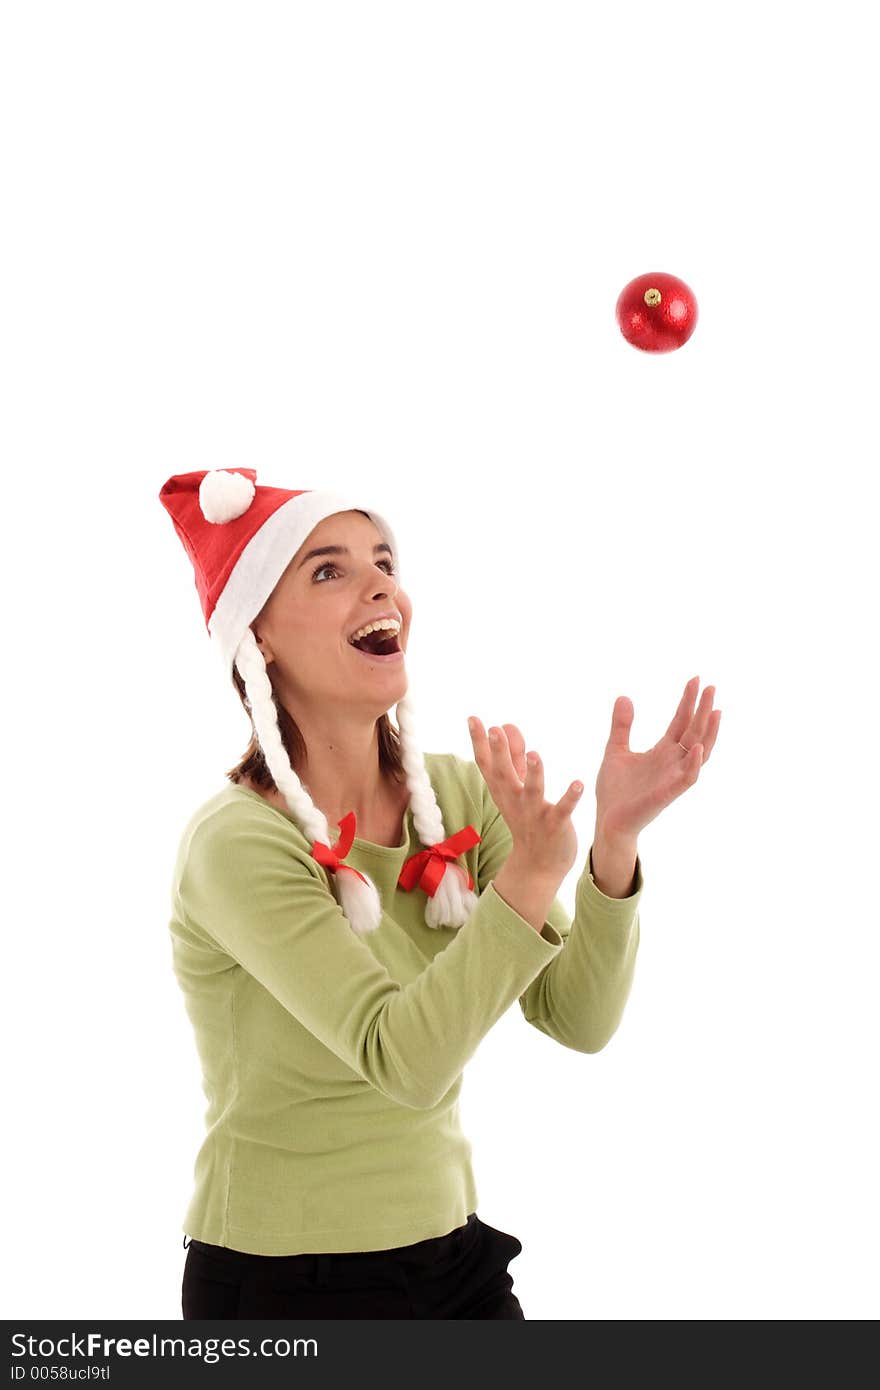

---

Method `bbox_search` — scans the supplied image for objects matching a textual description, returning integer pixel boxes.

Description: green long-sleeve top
[168,751,643,1255]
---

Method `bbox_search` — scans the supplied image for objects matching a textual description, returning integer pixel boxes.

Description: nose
[364,563,398,597]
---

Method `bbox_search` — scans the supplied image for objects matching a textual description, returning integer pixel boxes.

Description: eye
[312,562,340,582]
[312,558,397,582]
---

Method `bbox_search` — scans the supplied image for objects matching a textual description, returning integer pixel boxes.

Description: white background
[2,0,877,1321]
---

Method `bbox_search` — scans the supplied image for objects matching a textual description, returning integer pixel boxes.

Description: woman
[159,466,720,1319]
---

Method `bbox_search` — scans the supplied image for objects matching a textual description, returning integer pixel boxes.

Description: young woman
[159,466,720,1319]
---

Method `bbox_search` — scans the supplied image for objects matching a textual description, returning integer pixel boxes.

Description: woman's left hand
[594,676,721,840]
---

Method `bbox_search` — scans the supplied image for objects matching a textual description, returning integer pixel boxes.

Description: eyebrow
[297,542,393,570]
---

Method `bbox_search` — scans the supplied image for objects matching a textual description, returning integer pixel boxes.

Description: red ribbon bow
[397,824,481,898]
[312,811,370,886]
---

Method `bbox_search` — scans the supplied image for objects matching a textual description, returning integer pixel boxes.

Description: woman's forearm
[492,854,560,933]
[590,827,639,899]
[494,827,640,928]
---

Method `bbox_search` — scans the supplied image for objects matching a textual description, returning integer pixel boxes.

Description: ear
[253,627,275,665]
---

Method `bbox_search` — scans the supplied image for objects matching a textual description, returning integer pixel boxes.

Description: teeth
[349,618,401,644]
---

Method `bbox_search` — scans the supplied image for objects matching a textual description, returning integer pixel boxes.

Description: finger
[683,685,716,750]
[666,675,701,744]
[554,775,585,814]
[502,723,528,783]
[606,695,635,754]
[467,716,492,772]
[684,743,703,782]
[523,748,544,802]
[464,717,511,806]
[700,709,721,762]
[487,725,525,793]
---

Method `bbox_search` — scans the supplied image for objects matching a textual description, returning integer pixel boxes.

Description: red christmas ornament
[616,271,698,353]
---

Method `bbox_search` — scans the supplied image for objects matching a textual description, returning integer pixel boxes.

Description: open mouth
[349,630,403,658]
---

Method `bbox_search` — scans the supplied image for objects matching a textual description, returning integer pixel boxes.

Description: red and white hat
[159,467,480,937]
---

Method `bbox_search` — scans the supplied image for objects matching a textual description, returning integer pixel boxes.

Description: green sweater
[168,751,643,1255]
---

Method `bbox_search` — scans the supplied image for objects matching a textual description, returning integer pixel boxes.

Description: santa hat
[159,467,480,937]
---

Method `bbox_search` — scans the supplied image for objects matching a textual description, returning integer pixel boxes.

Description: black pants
[181,1212,525,1319]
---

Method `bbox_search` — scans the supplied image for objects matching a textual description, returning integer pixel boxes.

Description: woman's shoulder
[176,780,315,868]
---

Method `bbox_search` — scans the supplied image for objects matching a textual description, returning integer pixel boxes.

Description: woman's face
[252,509,412,715]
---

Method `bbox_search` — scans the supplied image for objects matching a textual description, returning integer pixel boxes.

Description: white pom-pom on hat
[199,469,256,524]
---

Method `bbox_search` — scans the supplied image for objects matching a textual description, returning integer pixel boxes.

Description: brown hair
[224,664,407,790]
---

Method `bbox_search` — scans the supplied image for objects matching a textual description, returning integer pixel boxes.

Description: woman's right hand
[467,716,584,884]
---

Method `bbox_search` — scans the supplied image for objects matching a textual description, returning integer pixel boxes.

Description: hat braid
[395,692,479,930]
[233,627,384,936]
